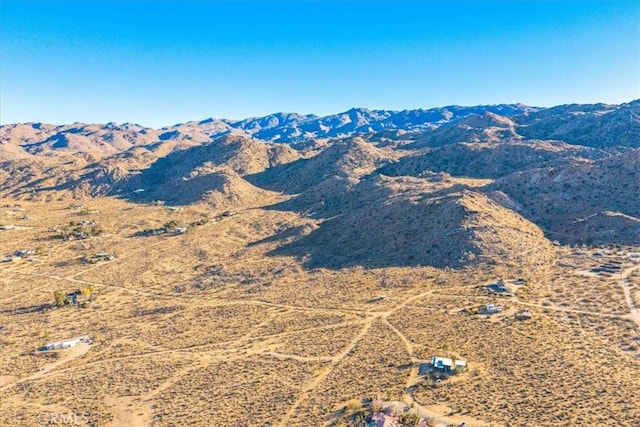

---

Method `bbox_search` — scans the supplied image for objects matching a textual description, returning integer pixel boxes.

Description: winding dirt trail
[276,321,374,427]
[618,265,640,328]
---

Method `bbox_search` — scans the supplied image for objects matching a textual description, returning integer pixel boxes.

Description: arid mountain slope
[209,104,537,143]
[117,136,300,204]
[563,211,640,246]
[136,166,281,207]
[407,112,521,148]
[490,149,640,243]
[515,100,640,148]
[0,122,160,159]
[248,137,398,193]
[271,178,553,269]
[0,104,538,152]
[380,140,598,179]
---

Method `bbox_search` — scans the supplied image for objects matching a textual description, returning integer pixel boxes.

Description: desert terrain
[1,102,639,426]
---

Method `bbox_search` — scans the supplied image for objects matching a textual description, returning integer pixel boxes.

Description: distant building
[40,336,91,351]
[46,338,81,350]
[93,252,114,261]
[15,249,36,258]
[430,356,466,373]
[516,310,532,321]
[495,279,509,292]
[66,290,82,305]
[484,279,509,293]
[485,303,504,314]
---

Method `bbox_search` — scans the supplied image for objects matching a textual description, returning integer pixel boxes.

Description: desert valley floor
[1,196,639,426]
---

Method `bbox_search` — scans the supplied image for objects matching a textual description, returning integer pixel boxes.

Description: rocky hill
[0,122,160,159]
[407,112,521,148]
[514,100,640,148]
[248,137,398,193]
[490,149,640,244]
[380,140,599,179]
[270,176,554,269]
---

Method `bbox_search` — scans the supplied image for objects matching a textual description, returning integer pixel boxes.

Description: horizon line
[2,99,638,129]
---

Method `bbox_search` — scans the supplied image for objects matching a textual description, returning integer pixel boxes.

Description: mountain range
[1,100,639,266]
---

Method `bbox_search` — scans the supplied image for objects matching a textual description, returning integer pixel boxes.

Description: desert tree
[53,291,67,307]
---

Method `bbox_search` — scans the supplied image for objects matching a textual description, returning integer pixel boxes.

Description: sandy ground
[105,396,151,427]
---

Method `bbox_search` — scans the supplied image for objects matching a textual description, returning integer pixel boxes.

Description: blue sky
[1,0,639,127]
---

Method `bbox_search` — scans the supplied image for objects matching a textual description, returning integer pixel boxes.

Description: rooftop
[431,356,467,369]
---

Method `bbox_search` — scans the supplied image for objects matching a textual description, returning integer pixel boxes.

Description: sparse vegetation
[53,290,66,307]
[53,221,104,240]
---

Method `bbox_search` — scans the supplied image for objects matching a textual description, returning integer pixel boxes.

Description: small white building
[41,335,91,351]
[516,310,532,321]
[44,338,81,350]
[431,356,467,372]
[485,303,504,314]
